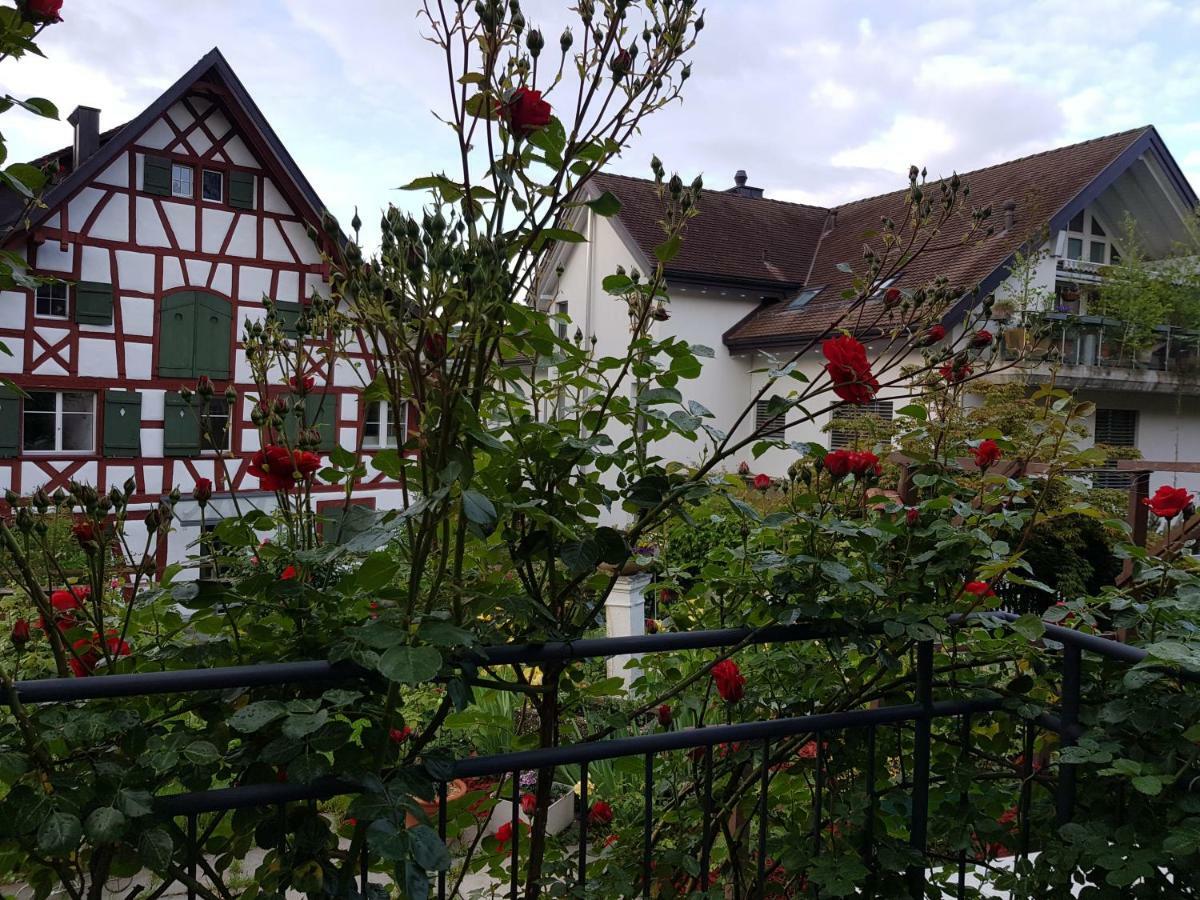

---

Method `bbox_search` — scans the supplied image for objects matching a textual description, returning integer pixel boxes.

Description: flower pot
[405,778,468,829]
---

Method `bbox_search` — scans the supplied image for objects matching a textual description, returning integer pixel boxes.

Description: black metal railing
[1004,312,1200,374]
[10,613,1198,899]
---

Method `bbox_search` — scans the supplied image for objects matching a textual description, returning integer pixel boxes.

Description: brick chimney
[727,170,764,199]
[67,106,100,170]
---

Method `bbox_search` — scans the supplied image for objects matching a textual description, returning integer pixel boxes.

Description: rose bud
[970,329,994,348]
[389,725,413,744]
[919,324,947,346]
[11,618,31,649]
[520,794,537,816]
[737,461,750,476]
[193,478,213,507]
[656,705,672,727]
[906,507,920,526]
[196,375,214,398]
[883,286,902,307]
[644,617,659,635]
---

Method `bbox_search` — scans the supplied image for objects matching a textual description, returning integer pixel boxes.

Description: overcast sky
[7,0,1200,248]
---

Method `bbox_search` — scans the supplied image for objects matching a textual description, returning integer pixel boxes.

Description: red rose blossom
[11,618,30,648]
[289,375,315,393]
[249,445,296,491]
[520,794,537,816]
[737,461,750,476]
[964,580,995,599]
[1144,485,1194,520]
[823,449,853,478]
[588,801,613,826]
[69,630,131,677]
[72,520,96,546]
[500,87,552,138]
[973,439,1002,470]
[280,565,298,581]
[883,286,902,306]
[753,473,771,491]
[939,361,972,383]
[921,324,947,346]
[23,0,63,23]
[193,477,213,505]
[711,659,746,703]
[822,335,879,405]
[644,617,659,634]
[656,705,673,727]
[389,725,413,744]
[293,450,321,480]
[905,506,920,526]
[970,329,994,348]
[41,586,88,631]
[847,450,881,478]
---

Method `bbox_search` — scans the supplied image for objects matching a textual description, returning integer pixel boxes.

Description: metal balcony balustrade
[10,613,1199,899]
[1002,312,1200,374]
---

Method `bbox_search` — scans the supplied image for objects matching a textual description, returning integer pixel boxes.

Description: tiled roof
[593,128,1162,349]
[725,127,1153,348]
[591,172,829,290]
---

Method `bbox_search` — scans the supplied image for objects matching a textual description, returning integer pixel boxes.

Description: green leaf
[655,235,682,263]
[601,274,633,293]
[357,552,400,592]
[5,162,45,193]
[405,861,431,900]
[1131,775,1164,796]
[408,825,451,871]
[379,645,443,685]
[84,807,126,844]
[540,227,586,245]
[139,828,174,873]
[20,97,58,118]
[182,740,221,765]
[230,700,288,733]
[282,711,329,740]
[1009,614,1045,641]
[585,191,621,217]
[37,812,82,856]
[461,490,497,530]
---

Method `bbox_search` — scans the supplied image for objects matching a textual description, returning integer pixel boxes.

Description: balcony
[997,312,1200,394]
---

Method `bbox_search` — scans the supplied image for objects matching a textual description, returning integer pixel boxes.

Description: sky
[6,0,1200,249]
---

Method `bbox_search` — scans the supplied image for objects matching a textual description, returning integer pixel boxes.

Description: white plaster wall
[1078,390,1200,495]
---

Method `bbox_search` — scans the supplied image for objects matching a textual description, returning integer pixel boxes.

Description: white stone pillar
[605,572,650,688]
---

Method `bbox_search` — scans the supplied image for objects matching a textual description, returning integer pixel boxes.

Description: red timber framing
[0,49,406,511]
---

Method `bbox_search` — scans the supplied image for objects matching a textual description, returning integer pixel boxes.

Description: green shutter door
[0,385,18,458]
[143,154,171,196]
[275,300,301,337]
[228,171,254,209]
[159,292,198,378]
[102,390,142,457]
[306,394,337,452]
[193,293,232,379]
[75,282,114,326]
[163,393,199,457]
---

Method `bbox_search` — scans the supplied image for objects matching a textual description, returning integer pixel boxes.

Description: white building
[543,127,1200,493]
[0,49,407,569]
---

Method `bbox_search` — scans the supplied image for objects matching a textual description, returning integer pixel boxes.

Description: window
[171,163,193,198]
[1094,408,1137,489]
[200,398,231,452]
[788,287,823,310]
[556,300,569,340]
[829,399,894,449]
[22,391,95,453]
[202,169,223,202]
[35,282,68,318]
[364,400,407,449]
[754,398,787,438]
[1064,211,1118,265]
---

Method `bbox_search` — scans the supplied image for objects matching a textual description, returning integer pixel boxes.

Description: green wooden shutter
[193,293,232,379]
[228,171,255,209]
[75,282,114,326]
[143,154,171,196]
[163,393,199,457]
[0,385,18,458]
[306,394,337,452]
[159,292,198,378]
[274,301,301,337]
[102,390,142,457]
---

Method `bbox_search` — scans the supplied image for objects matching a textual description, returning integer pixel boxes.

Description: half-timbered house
[0,48,406,569]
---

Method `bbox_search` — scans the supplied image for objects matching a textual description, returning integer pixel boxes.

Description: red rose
[822,335,879,404]
[973,439,1002,470]
[920,324,947,346]
[293,450,322,480]
[500,87,552,138]
[711,658,745,703]
[249,445,296,491]
[644,617,659,634]
[69,630,130,677]
[823,449,853,478]
[280,565,298,581]
[22,0,63,23]
[905,507,920,526]
[289,375,315,393]
[193,478,213,505]
[11,618,30,649]
[939,361,972,383]
[41,586,87,631]
[520,793,537,816]
[753,473,771,491]
[389,725,413,744]
[196,375,214,397]
[656,705,672,727]
[970,330,994,349]
[588,801,613,826]
[797,740,819,760]
[72,520,96,546]
[423,332,447,363]
[883,286,902,306]
[847,451,881,478]
[964,580,995,599]
[494,821,521,849]
[1144,485,1194,520]
[737,461,750,476]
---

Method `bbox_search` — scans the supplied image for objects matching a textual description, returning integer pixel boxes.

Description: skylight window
[788,286,823,310]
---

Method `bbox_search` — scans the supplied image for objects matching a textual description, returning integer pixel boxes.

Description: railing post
[1129,471,1150,548]
[605,573,650,688]
[1055,644,1082,826]
[907,641,933,898]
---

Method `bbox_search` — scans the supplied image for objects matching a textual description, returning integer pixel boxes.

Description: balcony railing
[11,613,1199,899]
[1003,312,1200,374]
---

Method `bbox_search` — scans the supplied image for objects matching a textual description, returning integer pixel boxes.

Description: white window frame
[363,399,407,449]
[1063,210,1119,265]
[34,282,69,319]
[22,390,95,454]
[199,397,232,454]
[555,300,569,340]
[201,168,223,203]
[171,162,194,198]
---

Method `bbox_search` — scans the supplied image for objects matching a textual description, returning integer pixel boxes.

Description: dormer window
[171,163,193,198]
[788,286,823,310]
[1064,211,1118,265]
